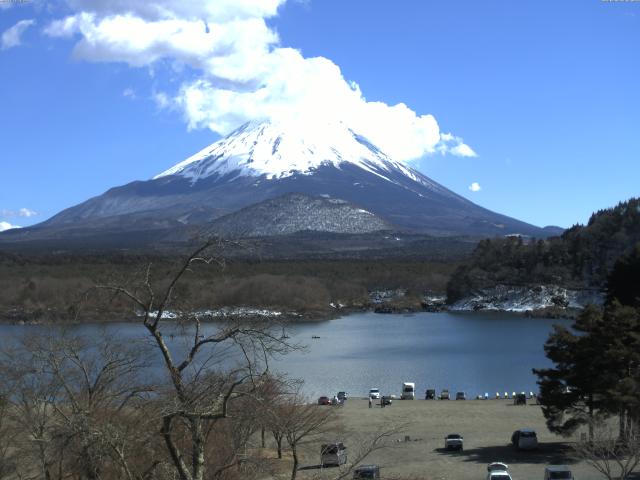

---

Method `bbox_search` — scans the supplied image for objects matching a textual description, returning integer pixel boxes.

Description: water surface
[0,311,567,399]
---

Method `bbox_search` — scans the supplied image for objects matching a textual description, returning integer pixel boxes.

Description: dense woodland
[447,198,640,303]
[0,253,456,322]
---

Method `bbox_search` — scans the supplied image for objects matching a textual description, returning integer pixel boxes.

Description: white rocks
[450,285,604,313]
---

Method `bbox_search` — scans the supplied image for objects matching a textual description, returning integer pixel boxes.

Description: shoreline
[0,302,582,325]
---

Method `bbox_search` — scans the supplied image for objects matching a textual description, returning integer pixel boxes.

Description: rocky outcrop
[449,284,604,313]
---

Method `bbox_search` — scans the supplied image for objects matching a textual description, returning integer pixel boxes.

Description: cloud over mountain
[43,0,475,162]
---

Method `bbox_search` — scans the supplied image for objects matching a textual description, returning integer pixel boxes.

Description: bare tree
[329,423,407,480]
[573,418,640,480]
[94,239,295,480]
[0,391,19,480]
[0,330,161,480]
[274,387,335,480]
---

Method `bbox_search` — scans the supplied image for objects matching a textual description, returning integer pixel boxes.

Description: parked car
[318,396,331,405]
[321,442,347,466]
[425,389,436,400]
[337,391,348,401]
[455,391,466,400]
[486,462,512,480]
[544,465,574,479]
[353,465,380,479]
[511,428,538,450]
[381,395,393,406]
[514,393,526,405]
[444,433,463,451]
[369,388,380,399]
[440,389,450,400]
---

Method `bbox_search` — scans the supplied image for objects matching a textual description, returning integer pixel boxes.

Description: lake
[0,311,568,400]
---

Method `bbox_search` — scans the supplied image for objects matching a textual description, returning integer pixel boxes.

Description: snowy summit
[154,119,424,185]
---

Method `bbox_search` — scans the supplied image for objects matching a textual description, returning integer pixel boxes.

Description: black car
[425,389,436,400]
[353,465,380,479]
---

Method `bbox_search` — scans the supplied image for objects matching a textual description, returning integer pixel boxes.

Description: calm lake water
[0,311,567,399]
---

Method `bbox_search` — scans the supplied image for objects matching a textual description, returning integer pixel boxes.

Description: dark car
[511,428,538,450]
[425,389,436,400]
[353,464,380,479]
[456,391,466,400]
[337,391,348,401]
[318,396,331,405]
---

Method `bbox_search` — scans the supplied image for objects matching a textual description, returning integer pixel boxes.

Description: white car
[369,388,380,399]
[486,462,512,480]
[444,433,463,451]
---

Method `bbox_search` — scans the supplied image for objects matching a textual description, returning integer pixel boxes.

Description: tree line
[447,197,640,303]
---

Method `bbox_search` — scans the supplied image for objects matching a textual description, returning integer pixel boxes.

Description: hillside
[446,198,640,305]
[207,193,392,237]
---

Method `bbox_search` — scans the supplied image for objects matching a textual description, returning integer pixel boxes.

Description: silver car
[444,433,463,451]
[487,462,512,480]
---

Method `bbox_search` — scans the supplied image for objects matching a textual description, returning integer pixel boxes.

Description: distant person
[368,396,372,408]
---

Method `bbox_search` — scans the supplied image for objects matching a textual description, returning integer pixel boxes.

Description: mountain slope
[207,192,392,237]
[2,120,554,248]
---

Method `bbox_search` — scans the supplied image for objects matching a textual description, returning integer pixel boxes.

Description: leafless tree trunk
[271,387,335,480]
[0,330,161,480]
[94,239,296,480]
[573,418,640,480]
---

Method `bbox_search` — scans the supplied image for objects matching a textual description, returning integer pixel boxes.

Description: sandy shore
[294,398,606,480]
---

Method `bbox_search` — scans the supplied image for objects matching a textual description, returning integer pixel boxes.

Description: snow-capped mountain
[3,120,560,250]
[153,119,448,194]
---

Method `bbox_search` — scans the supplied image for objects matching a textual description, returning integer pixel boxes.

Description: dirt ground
[294,398,608,480]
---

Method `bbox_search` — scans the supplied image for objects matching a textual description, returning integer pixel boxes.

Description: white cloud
[0,221,21,232]
[122,87,136,99]
[18,207,38,217]
[468,182,481,192]
[1,208,38,217]
[1,19,36,50]
[438,132,477,158]
[43,0,475,161]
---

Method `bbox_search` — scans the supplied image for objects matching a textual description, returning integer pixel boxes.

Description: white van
[401,382,415,400]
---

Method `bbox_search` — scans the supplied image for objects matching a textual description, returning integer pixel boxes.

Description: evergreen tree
[533,305,610,437]
[534,247,640,439]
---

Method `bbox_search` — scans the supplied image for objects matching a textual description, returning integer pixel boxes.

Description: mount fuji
[1,120,560,251]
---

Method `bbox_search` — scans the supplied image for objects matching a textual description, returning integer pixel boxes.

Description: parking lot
[296,398,607,480]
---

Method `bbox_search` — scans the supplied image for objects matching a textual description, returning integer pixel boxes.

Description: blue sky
[0,0,638,231]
